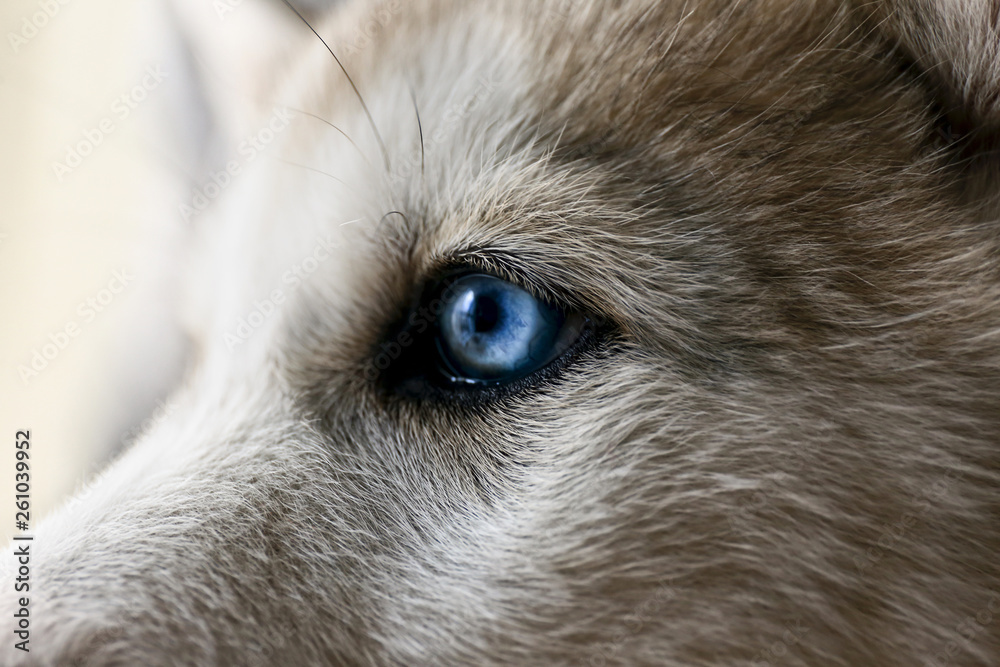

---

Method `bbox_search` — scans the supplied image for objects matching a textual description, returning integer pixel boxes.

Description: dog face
[7,0,1000,664]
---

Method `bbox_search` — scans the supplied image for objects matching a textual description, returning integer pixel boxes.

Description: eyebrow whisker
[274,157,347,185]
[287,107,373,169]
[408,84,425,179]
[278,0,391,172]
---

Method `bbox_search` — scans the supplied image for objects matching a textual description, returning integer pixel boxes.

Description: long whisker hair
[286,107,373,169]
[273,157,347,186]
[408,84,425,179]
[278,0,391,172]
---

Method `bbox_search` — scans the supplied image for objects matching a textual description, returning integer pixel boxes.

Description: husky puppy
[4,0,999,665]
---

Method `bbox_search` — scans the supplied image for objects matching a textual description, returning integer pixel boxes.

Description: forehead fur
[267,0,996,369]
[13,1,999,665]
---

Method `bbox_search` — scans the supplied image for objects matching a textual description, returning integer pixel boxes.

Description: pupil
[473,296,500,333]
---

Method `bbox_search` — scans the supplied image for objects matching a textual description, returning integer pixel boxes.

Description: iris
[435,274,584,384]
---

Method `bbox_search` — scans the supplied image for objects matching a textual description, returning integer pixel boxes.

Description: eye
[433,273,587,386]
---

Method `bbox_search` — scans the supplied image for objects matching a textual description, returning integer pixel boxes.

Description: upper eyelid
[427,251,587,316]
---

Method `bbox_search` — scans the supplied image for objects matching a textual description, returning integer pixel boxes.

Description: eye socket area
[380,270,591,396]
[434,273,587,385]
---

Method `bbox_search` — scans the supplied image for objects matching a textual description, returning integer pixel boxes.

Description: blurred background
[0,0,342,543]
[0,0,193,544]
[0,0,307,544]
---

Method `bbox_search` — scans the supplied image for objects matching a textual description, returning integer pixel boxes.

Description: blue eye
[434,274,586,384]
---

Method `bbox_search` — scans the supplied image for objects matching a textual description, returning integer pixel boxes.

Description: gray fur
[3,0,999,665]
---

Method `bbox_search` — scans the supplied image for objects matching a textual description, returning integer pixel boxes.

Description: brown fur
[4,1,999,665]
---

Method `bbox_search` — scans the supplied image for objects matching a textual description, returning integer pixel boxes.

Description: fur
[4,0,999,665]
